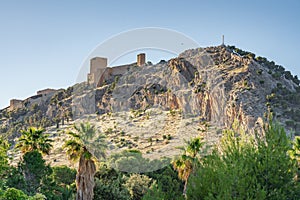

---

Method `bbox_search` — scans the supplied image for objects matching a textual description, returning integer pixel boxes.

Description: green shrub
[285,120,295,127]
[259,80,265,84]
[0,138,9,189]
[256,69,263,75]
[143,165,184,200]
[123,174,153,200]
[52,166,76,186]
[187,121,299,199]
[1,188,29,200]
[93,165,130,200]
[5,167,26,191]
[20,150,52,195]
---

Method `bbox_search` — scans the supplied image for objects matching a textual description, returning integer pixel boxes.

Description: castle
[9,88,57,111]
[8,53,146,111]
[87,53,146,87]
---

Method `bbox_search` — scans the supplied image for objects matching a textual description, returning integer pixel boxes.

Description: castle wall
[90,53,146,87]
[37,88,56,96]
[109,64,132,75]
[97,64,133,87]
[9,99,23,111]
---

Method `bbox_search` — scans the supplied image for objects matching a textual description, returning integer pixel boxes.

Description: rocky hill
[1,45,300,166]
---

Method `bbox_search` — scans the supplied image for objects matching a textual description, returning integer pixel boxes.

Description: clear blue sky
[0,0,299,109]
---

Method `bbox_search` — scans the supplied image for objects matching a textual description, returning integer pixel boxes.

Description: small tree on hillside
[172,137,203,196]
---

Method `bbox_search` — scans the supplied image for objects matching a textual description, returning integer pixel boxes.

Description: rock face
[2,45,300,168]
[87,46,299,135]
[1,45,300,146]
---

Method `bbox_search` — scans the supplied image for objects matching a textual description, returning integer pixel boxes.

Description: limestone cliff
[75,46,299,135]
[1,45,300,166]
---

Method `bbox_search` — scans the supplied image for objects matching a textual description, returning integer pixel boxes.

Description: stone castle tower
[87,57,107,85]
[137,53,145,66]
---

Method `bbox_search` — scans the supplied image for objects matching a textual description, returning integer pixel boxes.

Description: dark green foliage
[0,138,9,189]
[269,84,300,131]
[142,181,184,200]
[123,174,153,200]
[228,46,255,58]
[285,120,295,127]
[108,150,170,173]
[142,182,165,200]
[0,188,29,200]
[20,150,52,195]
[186,121,299,199]
[15,127,53,155]
[93,162,183,200]
[93,165,130,200]
[5,168,26,191]
[228,46,300,85]
[1,135,75,199]
[94,178,130,200]
[39,175,75,200]
[143,165,184,200]
[256,69,263,75]
[6,164,75,199]
[255,122,298,199]
[52,166,76,186]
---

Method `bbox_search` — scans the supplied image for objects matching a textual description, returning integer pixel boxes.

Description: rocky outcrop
[1,45,300,142]
[90,46,300,134]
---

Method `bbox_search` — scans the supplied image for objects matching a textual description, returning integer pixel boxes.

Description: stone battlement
[87,53,146,86]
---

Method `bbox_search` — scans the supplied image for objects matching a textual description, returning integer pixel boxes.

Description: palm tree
[172,154,193,196]
[186,137,203,158]
[15,127,53,155]
[173,137,203,197]
[63,122,106,200]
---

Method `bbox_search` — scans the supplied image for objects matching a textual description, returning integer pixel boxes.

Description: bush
[20,150,52,195]
[108,150,170,173]
[52,166,76,186]
[94,164,130,200]
[0,138,9,189]
[5,167,26,191]
[186,121,299,199]
[142,181,184,200]
[30,193,47,200]
[1,188,29,200]
[143,165,184,200]
[123,174,153,200]
[93,177,130,200]
[259,80,265,84]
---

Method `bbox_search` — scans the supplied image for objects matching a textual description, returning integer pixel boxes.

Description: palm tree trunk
[183,179,188,198]
[183,175,190,199]
[76,155,96,200]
